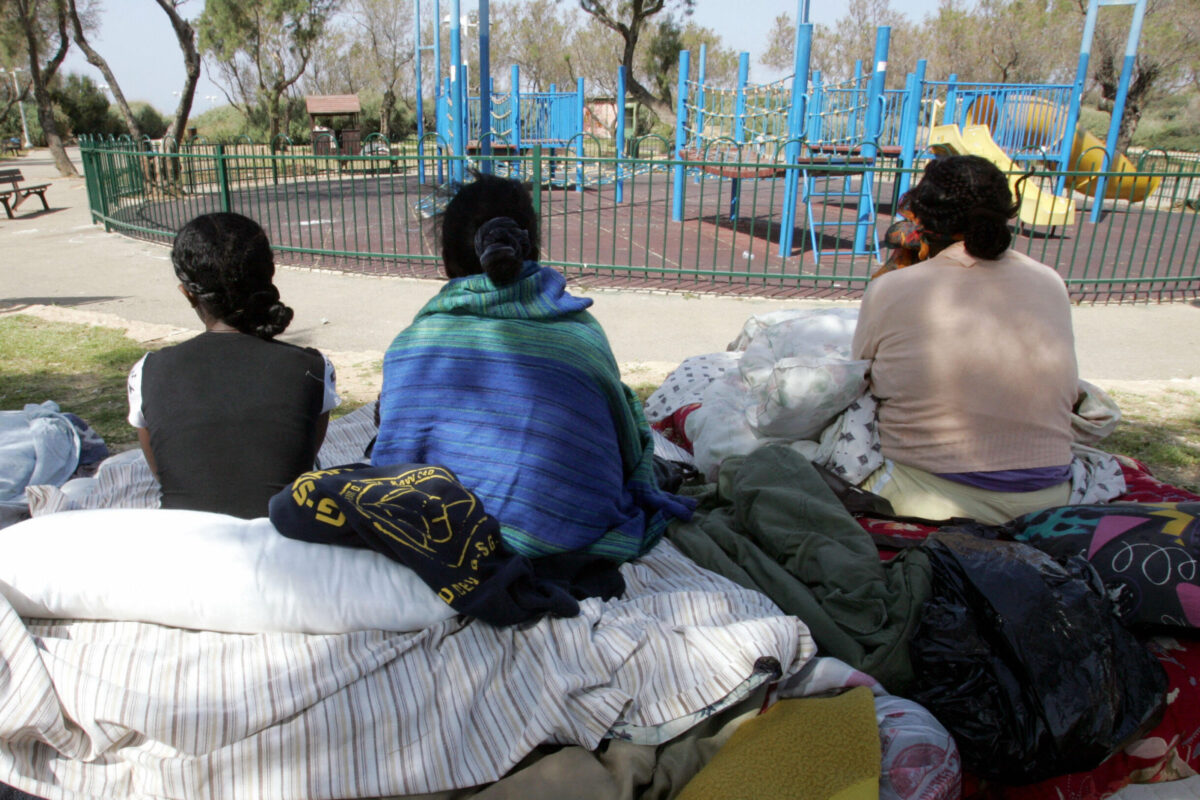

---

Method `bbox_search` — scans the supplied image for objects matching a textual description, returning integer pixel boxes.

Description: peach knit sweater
[851,242,1078,474]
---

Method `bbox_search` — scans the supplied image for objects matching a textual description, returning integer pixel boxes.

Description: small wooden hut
[305,94,362,155]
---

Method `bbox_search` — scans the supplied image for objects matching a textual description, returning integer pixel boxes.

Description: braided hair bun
[441,173,540,282]
[474,216,532,285]
[905,155,1019,260]
[171,212,294,339]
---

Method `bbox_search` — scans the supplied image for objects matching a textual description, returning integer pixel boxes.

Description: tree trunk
[624,71,676,128]
[16,0,78,176]
[67,0,143,141]
[1,78,28,126]
[380,86,396,140]
[578,0,680,128]
[33,76,77,175]
[282,92,293,140]
[1093,52,1157,154]
[615,12,676,128]
[268,92,282,141]
[154,0,201,151]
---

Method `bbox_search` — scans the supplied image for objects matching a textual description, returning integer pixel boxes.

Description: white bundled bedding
[0,534,812,799]
[0,509,456,634]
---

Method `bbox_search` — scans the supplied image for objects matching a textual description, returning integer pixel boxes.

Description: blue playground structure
[414,0,1152,261]
[672,20,891,261]
[414,0,586,187]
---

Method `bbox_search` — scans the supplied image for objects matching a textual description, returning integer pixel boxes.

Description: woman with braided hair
[852,155,1079,524]
[372,173,694,562]
[128,212,339,518]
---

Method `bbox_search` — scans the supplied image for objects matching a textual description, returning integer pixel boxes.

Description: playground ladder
[801,169,881,265]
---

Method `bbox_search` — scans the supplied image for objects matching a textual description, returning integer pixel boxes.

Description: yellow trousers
[861,460,1071,525]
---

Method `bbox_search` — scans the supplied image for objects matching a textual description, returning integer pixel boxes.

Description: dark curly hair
[171,212,294,339]
[904,154,1020,260]
[440,173,539,285]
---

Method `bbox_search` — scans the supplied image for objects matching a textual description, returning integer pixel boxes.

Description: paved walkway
[3,148,1200,400]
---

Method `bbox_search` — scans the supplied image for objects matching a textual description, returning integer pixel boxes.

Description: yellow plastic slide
[965,95,1160,202]
[1067,127,1161,201]
[927,124,1077,229]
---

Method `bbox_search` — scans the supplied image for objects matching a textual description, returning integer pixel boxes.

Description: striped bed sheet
[0,538,812,799]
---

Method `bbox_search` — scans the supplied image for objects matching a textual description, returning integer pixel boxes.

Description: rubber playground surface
[113,166,1200,302]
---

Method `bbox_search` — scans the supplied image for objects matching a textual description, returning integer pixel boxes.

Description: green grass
[1104,389,1200,493]
[631,384,657,404]
[0,316,149,451]
[2,314,1198,495]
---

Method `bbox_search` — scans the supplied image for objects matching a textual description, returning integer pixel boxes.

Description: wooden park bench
[1,139,21,157]
[0,168,51,219]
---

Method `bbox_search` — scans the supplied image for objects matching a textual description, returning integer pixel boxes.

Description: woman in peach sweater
[852,155,1078,525]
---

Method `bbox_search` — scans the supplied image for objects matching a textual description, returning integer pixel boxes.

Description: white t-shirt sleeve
[321,354,341,414]
[127,353,149,428]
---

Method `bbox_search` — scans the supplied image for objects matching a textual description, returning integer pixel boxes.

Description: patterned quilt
[861,459,1200,800]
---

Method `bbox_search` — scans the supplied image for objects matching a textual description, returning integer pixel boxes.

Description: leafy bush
[132,103,169,139]
[192,104,252,142]
[51,73,122,139]
[357,92,418,140]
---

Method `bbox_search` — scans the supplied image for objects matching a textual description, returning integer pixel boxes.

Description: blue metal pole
[1058,0,1098,194]
[778,21,812,258]
[855,26,889,253]
[671,49,690,223]
[479,0,492,173]
[575,77,585,191]
[439,76,450,183]
[1090,0,1147,221]
[615,65,626,204]
[729,51,751,221]
[450,0,463,182]
[897,59,926,198]
[733,52,750,144]
[414,0,426,184]
[697,43,708,143]
[510,65,521,149]
[461,61,470,174]
[944,73,959,127]
[433,0,442,123]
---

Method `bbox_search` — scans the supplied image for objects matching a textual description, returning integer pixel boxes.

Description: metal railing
[78,136,1200,301]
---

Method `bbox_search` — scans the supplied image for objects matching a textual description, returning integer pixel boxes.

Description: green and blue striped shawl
[373,262,694,562]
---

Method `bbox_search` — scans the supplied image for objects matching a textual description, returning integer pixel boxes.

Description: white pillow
[0,509,456,634]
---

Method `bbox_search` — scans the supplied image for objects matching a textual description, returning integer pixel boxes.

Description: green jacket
[668,445,931,694]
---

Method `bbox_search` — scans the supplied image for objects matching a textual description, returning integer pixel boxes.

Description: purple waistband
[935,464,1072,493]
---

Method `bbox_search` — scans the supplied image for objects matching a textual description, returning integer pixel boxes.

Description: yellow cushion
[678,686,880,800]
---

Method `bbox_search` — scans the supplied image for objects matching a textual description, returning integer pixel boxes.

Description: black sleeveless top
[139,332,327,519]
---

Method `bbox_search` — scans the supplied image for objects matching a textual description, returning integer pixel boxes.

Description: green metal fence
[78,136,1200,301]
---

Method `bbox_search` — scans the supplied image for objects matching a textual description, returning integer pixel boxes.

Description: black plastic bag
[908,532,1166,785]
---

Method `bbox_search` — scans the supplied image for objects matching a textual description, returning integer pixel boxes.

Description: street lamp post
[1,67,33,149]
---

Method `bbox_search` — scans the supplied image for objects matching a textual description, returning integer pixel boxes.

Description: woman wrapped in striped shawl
[372,174,694,562]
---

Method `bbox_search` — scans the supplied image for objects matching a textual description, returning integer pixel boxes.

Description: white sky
[55,0,942,114]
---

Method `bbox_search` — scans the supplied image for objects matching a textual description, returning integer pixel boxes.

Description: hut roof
[305,94,362,115]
